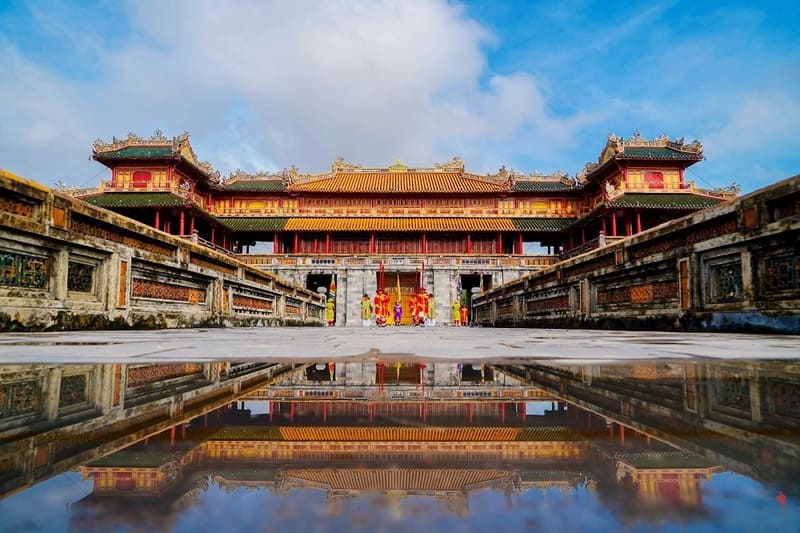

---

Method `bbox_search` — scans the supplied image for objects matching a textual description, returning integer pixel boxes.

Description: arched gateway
[77,131,733,325]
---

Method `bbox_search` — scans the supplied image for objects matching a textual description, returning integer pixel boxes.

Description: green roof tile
[616,451,715,469]
[208,426,284,441]
[607,193,725,209]
[94,146,176,159]
[618,147,703,161]
[514,181,576,192]
[515,426,582,441]
[221,180,285,192]
[83,192,190,208]
[511,218,577,232]
[217,217,289,231]
[87,450,185,468]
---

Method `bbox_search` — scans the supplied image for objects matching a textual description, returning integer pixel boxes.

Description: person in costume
[325,298,335,326]
[408,295,418,326]
[416,287,430,326]
[361,293,373,327]
[373,291,385,327]
[393,301,402,325]
[460,302,468,326]
[452,299,461,326]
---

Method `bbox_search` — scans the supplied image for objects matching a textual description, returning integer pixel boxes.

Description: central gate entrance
[378,272,418,325]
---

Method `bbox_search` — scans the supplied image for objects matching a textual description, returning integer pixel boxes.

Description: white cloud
[0,0,592,185]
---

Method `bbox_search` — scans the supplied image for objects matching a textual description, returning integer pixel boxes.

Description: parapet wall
[0,169,325,331]
[474,174,800,333]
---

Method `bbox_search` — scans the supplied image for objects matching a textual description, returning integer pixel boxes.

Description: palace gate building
[76,131,734,325]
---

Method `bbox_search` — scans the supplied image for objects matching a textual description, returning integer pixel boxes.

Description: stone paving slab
[0,327,797,363]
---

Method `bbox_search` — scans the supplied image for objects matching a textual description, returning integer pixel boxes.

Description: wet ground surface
[0,327,798,362]
[0,331,799,531]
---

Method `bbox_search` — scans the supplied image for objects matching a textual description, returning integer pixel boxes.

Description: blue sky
[1,0,798,193]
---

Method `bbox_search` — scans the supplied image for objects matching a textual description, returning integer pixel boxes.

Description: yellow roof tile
[290,172,508,193]
[283,217,516,232]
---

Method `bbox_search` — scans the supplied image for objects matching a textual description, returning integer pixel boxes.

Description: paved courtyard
[0,327,797,363]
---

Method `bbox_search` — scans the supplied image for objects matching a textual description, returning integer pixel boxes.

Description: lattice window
[0,251,48,289]
[707,261,743,303]
[59,374,87,408]
[67,262,94,292]
[714,369,750,411]
[771,381,800,419]
[0,379,40,419]
[763,255,798,292]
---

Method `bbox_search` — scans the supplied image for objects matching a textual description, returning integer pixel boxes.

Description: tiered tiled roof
[93,131,221,184]
[578,132,704,185]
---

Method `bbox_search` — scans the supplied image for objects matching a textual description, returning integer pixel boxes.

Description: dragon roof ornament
[433,157,464,172]
[605,131,703,158]
[332,157,363,173]
[93,130,190,153]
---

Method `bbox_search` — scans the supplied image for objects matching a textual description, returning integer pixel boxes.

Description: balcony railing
[234,253,560,268]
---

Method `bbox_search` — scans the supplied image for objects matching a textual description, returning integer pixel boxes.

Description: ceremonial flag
[455,272,462,296]
[396,273,401,303]
[329,275,336,308]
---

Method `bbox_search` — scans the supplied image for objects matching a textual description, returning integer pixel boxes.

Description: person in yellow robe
[452,299,461,326]
[360,293,373,327]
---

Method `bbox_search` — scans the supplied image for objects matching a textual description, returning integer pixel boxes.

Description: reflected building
[1,359,799,529]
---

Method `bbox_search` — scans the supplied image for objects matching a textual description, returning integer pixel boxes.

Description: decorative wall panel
[0,379,40,420]
[0,250,48,289]
[127,363,204,388]
[67,262,94,292]
[59,374,87,408]
[132,279,206,303]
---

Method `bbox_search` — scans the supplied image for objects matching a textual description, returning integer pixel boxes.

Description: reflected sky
[0,359,798,532]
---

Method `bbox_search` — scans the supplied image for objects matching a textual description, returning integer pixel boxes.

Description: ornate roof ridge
[331,156,466,174]
[93,129,185,153]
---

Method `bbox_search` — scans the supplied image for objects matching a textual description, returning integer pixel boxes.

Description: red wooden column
[466,234,472,254]
[170,426,176,447]
[497,233,503,253]
[273,232,279,253]
[369,233,375,254]
[636,211,642,233]
[211,227,216,245]
[179,209,186,236]
[154,209,161,231]
[620,424,625,445]
[325,232,331,253]
[516,233,523,255]
[611,213,617,236]
[421,233,427,254]
[190,215,195,235]
[625,213,632,236]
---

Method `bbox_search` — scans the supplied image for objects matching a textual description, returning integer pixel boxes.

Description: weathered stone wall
[0,362,298,497]
[474,174,800,333]
[0,169,325,330]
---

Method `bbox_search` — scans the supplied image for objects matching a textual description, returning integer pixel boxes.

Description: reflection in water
[0,360,798,531]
